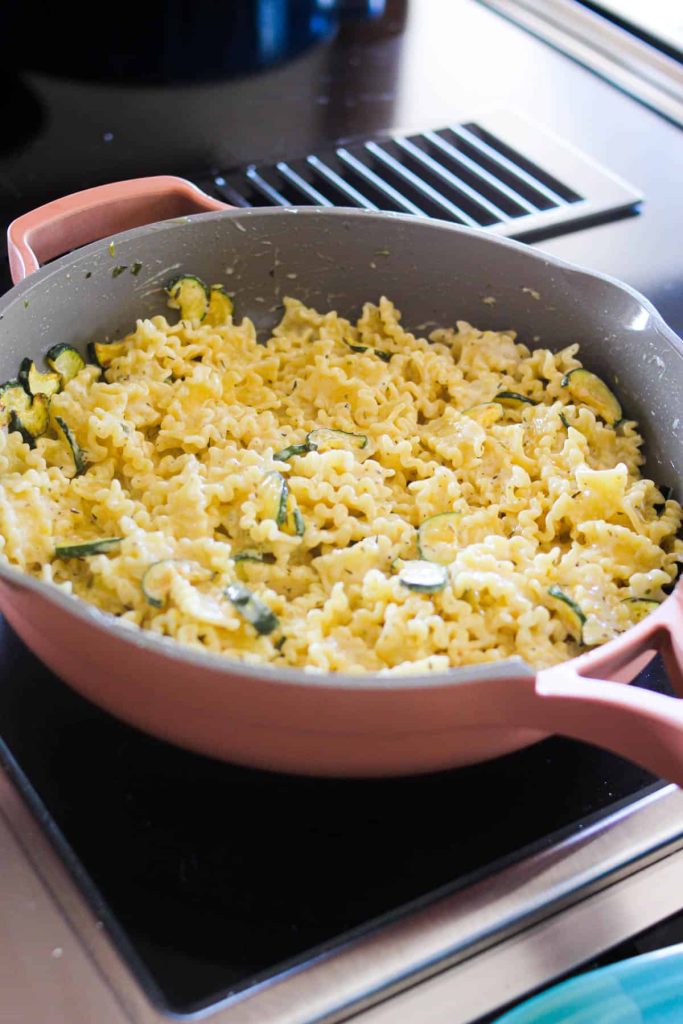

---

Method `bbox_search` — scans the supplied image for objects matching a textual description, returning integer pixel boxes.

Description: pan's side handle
[525,591,683,785]
[7,176,230,283]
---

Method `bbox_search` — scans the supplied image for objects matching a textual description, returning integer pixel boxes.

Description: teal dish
[494,944,683,1023]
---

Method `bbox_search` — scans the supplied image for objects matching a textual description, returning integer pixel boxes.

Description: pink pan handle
[7,176,230,284]
[518,589,683,785]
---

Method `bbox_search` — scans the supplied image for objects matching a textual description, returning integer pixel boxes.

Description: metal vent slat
[449,124,571,208]
[276,162,334,207]
[245,167,290,206]
[208,111,642,243]
[393,136,512,224]
[336,147,427,216]
[420,130,538,216]
[363,141,480,226]
[305,155,379,210]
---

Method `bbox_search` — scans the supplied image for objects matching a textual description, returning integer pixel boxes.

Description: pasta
[0,293,680,675]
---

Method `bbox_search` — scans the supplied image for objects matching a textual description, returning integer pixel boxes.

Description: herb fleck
[130,261,142,276]
[108,241,116,257]
[85,271,92,279]
[112,265,128,278]
[23,300,29,309]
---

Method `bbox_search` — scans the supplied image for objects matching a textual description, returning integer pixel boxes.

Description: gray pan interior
[3,207,683,494]
[2,207,682,532]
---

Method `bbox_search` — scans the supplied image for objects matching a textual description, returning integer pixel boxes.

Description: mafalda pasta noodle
[0,293,680,675]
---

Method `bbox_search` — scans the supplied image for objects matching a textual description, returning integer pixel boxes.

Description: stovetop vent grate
[204,111,642,242]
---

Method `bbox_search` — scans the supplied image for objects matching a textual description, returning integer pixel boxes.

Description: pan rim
[1,205,680,692]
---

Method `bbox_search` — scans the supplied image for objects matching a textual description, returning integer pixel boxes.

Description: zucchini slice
[307,428,368,452]
[274,442,309,462]
[345,340,392,363]
[233,550,276,565]
[399,560,448,593]
[55,416,87,475]
[561,369,622,425]
[259,471,289,526]
[0,379,31,428]
[288,505,305,538]
[225,582,279,635]
[548,585,586,642]
[495,391,538,410]
[18,359,61,398]
[46,344,86,383]
[417,512,461,566]
[256,471,304,535]
[141,559,214,609]
[88,339,128,369]
[463,402,503,427]
[622,597,661,623]
[166,275,210,322]
[55,538,123,558]
[9,394,50,446]
[205,285,233,327]
[274,429,368,462]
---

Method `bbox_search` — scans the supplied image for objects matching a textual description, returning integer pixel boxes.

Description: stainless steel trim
[354,843,683,1023]
[479,0,683,127]
[474,109,642,239]
[3,761,683,1024]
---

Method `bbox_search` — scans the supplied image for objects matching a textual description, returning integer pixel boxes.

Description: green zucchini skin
[560,368,622,425]
[225,582,279,635]
[140,559,214,608]
[8,394,50,446]
[88,340,128,369]
[55,416,88,475]
[547,585,586,642]
[274,442,310,462]
[495,391,538,408]
[274,429,367,461]
[398,560,448,593]
[292,507,305,538]
[205,286,234,326]
[261,471,289,525]
[417,512,461,565]
[55,538,123,558]
[19,359,62,398]
[307,428,368,452]
[345,341,392,362]
[46,344,86,383]
[166,275,210,322]
[233,550,276,564]
[0,380,31,428]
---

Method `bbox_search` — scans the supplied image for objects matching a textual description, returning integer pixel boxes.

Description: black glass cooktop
[0,617,667,1013]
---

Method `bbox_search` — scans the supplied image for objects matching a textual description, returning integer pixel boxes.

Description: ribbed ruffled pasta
[0,295,680,674]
